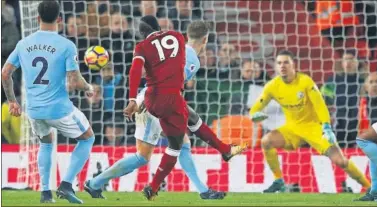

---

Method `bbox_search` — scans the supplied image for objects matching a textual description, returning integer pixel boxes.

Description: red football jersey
[133,30,186,90]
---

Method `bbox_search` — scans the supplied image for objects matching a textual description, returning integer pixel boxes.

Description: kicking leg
[187,105,247,161]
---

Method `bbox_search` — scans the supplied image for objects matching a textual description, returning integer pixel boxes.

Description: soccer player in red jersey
[124,15,189,200]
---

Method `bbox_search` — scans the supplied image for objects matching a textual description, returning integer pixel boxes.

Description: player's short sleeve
[6,42,20,68]
[136,87,147,107]
[133,43,145,62]
[184,48,201,81]
[65,41,79,72]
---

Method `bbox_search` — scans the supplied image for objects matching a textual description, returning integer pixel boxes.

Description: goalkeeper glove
[322,123,337,144]
[250,112,269,123]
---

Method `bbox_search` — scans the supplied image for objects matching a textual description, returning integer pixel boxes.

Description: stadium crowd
[1,0,376,148]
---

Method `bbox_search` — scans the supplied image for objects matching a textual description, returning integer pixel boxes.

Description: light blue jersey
[184,44,201,82]
[6,30,79,119]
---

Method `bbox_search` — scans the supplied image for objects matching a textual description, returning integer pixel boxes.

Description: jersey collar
[146,31,159,39]
[38,30,58,34]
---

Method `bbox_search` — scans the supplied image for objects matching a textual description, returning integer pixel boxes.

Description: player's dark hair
[38,0,60,23]
[277,50,295,61]
[343,49,357,58]
[139,15,161,39]
[187,20,209,40]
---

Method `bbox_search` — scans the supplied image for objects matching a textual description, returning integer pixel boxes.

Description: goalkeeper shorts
[277,122,333,155]
[29,106,90,139]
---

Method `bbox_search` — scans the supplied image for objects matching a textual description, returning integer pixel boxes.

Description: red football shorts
[144,89,188,137]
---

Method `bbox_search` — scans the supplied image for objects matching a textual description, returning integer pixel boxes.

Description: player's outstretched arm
[67,70,93,96]
[249,84,272,122]
[1,63,21,116]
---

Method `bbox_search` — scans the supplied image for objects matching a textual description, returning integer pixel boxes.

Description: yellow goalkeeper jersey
[249,73,330,125]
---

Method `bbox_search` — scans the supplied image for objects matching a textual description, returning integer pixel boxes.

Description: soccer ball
[84,46,109,71]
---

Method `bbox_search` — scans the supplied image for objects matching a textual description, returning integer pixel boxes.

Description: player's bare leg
[38,133,56,203]
[186,105,247,162]
[354,125,377,201]
[57,127,95,204]
[325,144,371,193]
[85,139,150,199]
[261,130,287,193]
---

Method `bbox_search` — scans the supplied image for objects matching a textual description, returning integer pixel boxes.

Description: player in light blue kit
[84,21,226,200]
[1,1,94,204]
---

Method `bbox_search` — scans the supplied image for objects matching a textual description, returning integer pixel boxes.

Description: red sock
[150,152,178,193]
[194,123,231,154]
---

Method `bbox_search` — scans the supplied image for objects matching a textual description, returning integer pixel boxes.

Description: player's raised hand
[124,100,138,122]
[9,101,21,117]
[85,84,94,98]
[322,123,337,144]
[250,112,268,123]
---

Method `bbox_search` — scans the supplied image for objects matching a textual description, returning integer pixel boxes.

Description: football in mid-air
[84,46,109,71]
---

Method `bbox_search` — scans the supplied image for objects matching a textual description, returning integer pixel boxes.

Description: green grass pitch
[2,191,377,206]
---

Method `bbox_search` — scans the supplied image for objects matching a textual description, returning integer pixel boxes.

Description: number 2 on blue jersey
[32,57,49,85]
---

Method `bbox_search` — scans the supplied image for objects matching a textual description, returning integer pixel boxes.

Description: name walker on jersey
[26,44,56,54]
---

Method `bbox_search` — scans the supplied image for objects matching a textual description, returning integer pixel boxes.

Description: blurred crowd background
[1,0,376,149]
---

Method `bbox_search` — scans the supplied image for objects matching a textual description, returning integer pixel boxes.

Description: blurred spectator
[169,0,200,32]
[158,18,174,31]
[1,97,21,144]
[321,49,364,147]
[4,0,20,30]
[94,63,125,119]
[84,1,110,41]
[60,0,86,19]
[355,1,377,49]
[104,116,126,146]
[140,0,157,16]
[65,15,91,80]
[101,12,137,75]
[2,0,21,103]
[80,84,104,145]
[131,1,166,37]
[197,46,217,77]
[217,43,240,79]
[230,60,271,114]
[316,1,360,48]
[359,72,377,134]
[2,0,20,66]
[240,60,271,86]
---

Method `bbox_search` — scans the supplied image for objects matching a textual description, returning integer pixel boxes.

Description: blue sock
[356,138,377,193]
[63,136,95,184]
[179,143,209,194]
[38,143,53,191]
[90,153,148,190]
[370,161,377,194]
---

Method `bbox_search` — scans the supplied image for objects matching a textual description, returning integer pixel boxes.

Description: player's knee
[261,135,272,150]
[138,153,151,163]
[167,134,185,150]
[77,127,94,140]
[187,106,201,132]
[332,156,348,169]
[39,134,53,143]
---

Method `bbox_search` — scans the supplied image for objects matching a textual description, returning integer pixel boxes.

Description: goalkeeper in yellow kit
[250,50,370,193]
